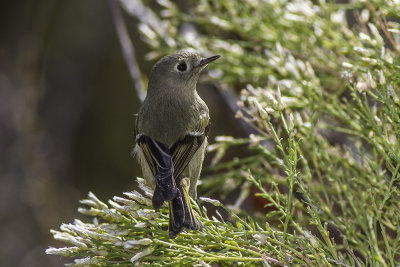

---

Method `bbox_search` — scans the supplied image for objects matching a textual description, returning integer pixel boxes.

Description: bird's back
[136,92,209,146]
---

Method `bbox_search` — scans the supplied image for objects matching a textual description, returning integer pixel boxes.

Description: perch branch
[109,0,146,103]
[366,2,400,57]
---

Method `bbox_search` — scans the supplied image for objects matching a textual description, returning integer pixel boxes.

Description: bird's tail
[168,179,203,236]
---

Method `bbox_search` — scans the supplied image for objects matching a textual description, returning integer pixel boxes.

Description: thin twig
[366,2,400,57]
[108,0,146,103]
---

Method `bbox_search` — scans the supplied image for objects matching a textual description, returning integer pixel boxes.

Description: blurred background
[0,0,241,266]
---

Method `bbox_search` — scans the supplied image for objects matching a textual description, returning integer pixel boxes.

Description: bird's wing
[169,122,210,179]
[135,116,210,209]
[136,135,177,208]
[136,135,167,177]
[167,123,209,235]
[136,122,210,181]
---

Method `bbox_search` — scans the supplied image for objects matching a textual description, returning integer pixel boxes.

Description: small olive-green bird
[134,51,220,236]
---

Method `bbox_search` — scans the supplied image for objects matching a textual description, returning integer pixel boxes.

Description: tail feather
[152,163,176,209]
[142,137,177,209]
[168,182,203,237]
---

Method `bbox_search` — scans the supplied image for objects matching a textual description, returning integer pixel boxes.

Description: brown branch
[108,0,146,103]
[366,2,400,57]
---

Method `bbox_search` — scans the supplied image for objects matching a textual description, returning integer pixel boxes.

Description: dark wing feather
[170,123,210,180]
[170,135,202,180]
[137,136,176,208]
[136,123,210,209]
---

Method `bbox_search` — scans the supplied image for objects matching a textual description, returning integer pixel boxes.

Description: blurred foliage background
[3,1,135,266]
[3,0,400,266]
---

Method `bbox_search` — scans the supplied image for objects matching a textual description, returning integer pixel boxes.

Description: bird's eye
[176,62,187,72]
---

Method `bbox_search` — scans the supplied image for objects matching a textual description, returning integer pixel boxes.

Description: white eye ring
[174,62,189,73]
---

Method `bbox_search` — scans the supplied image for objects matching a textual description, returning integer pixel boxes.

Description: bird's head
[147,51,220,96]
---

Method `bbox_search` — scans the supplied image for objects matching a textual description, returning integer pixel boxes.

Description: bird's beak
[198,55,221,67]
